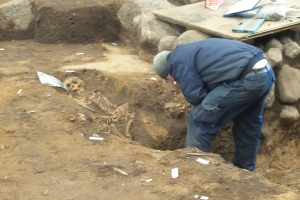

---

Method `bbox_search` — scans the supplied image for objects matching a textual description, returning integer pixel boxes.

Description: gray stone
[265,48,282,67]
[279,105,299,124]
[0,0,34,40]
[0,0,32,31]
[117,0,174,48]
[173,30,210,47]
[264,84,275,109]
[158,35,177,52]
[277,64,300,103]
[264,38,283,52]
[261,119,271,139]
[138,10,183,61]
[278,36,293,45]
[276,29,299,41]
[282,42,300,60]
[286,30,300,41]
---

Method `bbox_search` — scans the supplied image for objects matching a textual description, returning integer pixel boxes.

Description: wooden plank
[153,0,300,41]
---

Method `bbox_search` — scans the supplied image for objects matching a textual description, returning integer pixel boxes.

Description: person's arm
[169,62,207,106]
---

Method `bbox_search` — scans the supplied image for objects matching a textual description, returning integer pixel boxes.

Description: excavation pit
[60,69,188,151]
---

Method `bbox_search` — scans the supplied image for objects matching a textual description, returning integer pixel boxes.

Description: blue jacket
[167,38,265,106]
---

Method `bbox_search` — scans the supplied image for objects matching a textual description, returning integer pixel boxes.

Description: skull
[63,77,85,93]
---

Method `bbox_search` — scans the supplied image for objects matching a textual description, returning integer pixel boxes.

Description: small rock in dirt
[86,114,92,122]
[69,116,76,122]
[43,190,49,196]
[280,105,300,123]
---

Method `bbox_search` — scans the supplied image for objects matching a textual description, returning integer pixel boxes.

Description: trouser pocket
[191,105,227,127]
[191,82,231,127]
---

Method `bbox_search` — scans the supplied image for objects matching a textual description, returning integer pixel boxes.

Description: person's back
[167,38,264,91]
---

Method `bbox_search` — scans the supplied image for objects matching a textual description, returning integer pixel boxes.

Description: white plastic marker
[196,158,210,165]
[141,178,152,183]
[200,196,209,200]
[171,167,178,178]
[150,77,157,80]
[76,53,84,55]
[89,137,104,141]
[0,48,4,50]
[17,89,22,94]
[27,110,37,113]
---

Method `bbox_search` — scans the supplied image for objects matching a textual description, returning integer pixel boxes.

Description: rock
[117,0,175,48]
[278,36,293,45]
[0,0,34,40]
[265,48,282,67]
[282,42,300,60]
[138,10,184,61]
[158,35,178,52]
[158,36,177,53]
[264,84,275,109]
[69,116,76,122]
[279,105,299,124]
[277,64,300,103]
[277,29,300,41]
[261,120,271,139]
[35,0,121,44]
[264,38,283,52]
[173,30,211,47]
[286,30,300,41]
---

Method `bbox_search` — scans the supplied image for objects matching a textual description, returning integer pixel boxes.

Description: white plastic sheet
[37,71,68,91]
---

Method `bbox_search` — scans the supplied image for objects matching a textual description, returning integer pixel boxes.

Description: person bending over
[152,38,275,171]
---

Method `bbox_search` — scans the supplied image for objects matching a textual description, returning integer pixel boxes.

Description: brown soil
[0,39,299,199]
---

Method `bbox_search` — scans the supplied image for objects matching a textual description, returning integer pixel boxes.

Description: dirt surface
[0,39,299,199]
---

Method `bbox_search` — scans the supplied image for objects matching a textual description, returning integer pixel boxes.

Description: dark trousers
[185,64,275,171]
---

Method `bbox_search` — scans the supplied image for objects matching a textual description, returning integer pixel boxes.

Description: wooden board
[153,0,300,41]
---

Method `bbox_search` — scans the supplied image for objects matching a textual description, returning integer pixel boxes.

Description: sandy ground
[0,39,299,200]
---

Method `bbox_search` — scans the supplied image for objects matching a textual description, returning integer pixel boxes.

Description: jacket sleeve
[169,62,207,106]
